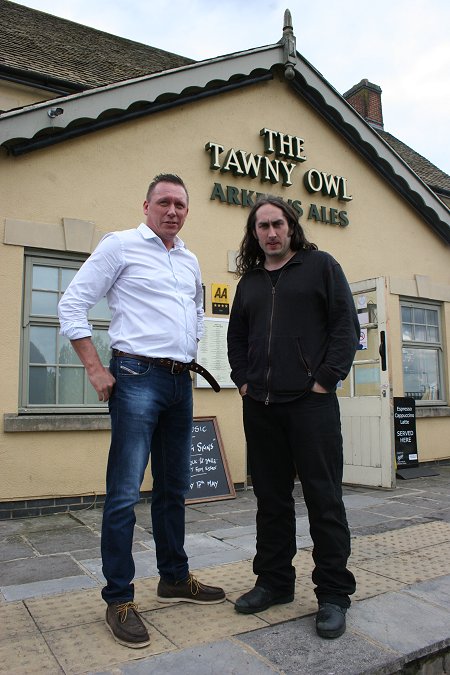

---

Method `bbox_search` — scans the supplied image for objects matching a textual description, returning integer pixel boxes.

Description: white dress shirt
[58,223,204,363]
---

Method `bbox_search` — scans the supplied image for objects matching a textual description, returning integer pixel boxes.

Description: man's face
[253,203,293,262]
[143,181,189,248]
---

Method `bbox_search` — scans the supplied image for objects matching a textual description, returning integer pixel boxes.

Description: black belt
[112,350,221,392]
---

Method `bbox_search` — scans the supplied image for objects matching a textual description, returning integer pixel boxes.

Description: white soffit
[0,45,283,146]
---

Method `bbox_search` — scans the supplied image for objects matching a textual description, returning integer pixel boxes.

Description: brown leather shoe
[157,572,226,604]
[105,602,150,648]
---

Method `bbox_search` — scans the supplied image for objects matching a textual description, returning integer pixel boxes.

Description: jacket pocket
[269,336,312,393]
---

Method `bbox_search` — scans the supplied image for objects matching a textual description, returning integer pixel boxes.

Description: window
[401,300,445,404]
[21,255,111,413]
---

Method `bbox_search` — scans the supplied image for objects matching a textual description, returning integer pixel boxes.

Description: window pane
[29,366,56,404]
[401,306,412,323]
[402,323,413,341]
[58,335,80,365]
[59,367,84,404]
[425,309,438,327]
[32,265,58,290]
[414,324,427,342]
[31,290,59,316]
[24,258,112,410]
[30,326,56,364]
[413,308,426,325]
[88,297,111,321]
[92,329,111,365]
[61,268,77,292]
[354,363,380,396]
[427,326,439,342]
[402,347,440,400]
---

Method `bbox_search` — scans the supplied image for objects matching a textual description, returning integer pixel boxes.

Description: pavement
[1,467,450,675]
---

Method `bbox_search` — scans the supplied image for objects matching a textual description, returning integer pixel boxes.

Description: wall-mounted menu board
[186,417,236,504]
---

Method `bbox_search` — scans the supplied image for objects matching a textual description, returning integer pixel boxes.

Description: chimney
[343,79,384,129]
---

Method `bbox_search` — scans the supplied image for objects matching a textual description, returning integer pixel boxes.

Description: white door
[338,277,395,488]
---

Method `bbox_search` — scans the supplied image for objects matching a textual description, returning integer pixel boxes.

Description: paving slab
[347,589,450,658]
[352,517,427,537]
[428,507,450,522]
[187,547,252,568]
[89,639,282,674]
[80,550,159,583]
[220,533,257,555]
[0,553,84,586]
[207,524,256,539]
[1,574,98,601]
[0,632,63,674]
[185,517,236,534]
[14,513,81,534]
[402,574,450,609]
[0,534,36,561]
[295,516,311,536]
[238,613,401,675]
[0,601,41,639]
[143,600,268,649]
[362,502,435,518]
[346,510,397,528]
[294,503,309,517]
[184,507,219,523]
[44,619,174,674]
[187,502,245,516]
[220,511,258,526]
[344,494,391,509]
[24,526,101,554]
[184,533,238,556]
[296,535,313,549]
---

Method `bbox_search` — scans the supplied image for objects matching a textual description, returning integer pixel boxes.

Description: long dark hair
[235,196,317,276]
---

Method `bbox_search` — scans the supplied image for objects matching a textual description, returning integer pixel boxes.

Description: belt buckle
[171,359,181,374]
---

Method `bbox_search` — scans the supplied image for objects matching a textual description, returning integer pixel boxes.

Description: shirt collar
[137,222,185,250]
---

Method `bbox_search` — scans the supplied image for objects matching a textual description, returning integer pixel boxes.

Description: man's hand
[88,366,116,402]
[239,383,248,397]
[311,381,329,394]
[70,337,116,402]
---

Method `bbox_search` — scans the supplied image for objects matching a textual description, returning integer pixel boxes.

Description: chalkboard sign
[186,417,236,504]
[394,397,419,468]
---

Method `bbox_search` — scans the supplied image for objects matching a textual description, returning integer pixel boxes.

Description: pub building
[0,1,449,517]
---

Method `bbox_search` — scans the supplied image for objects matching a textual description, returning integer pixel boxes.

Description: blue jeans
[101,356,193,605]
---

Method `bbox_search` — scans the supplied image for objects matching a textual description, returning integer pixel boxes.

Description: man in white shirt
[59,174,225,649]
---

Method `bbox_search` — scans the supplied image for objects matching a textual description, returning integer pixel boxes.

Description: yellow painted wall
[0,80,55,111]
[1,76,449,501]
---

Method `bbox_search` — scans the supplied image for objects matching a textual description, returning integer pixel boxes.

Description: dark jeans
[101,356,193,605]
[243,392,356,608]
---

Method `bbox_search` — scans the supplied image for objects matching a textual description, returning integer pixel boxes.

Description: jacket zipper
[265,284,276,405]
[263,257,306,403]
[297,341,312,378]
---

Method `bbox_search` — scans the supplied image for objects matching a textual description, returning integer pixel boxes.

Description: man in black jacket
[227,196,359,639]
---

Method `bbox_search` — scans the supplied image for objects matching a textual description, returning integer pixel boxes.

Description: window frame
[400,298,446,406]
[20,252,110,414]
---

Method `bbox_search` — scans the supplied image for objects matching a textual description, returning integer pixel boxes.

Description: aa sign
[211,284,230,315]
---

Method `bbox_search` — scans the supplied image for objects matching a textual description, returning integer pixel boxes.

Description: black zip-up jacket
[227,249,360,403]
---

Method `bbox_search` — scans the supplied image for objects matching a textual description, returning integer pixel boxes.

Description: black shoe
[105,602,150,648]
[157,572,226,604]
[234,586,294,614]
[315,602,347,639]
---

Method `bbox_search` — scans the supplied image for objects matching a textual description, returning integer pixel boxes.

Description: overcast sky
[14,0,450,174]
